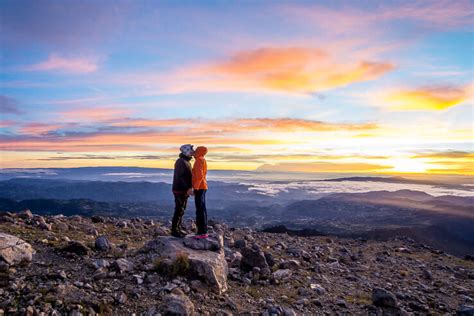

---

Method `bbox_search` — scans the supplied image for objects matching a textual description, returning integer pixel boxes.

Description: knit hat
[179,144,195,157]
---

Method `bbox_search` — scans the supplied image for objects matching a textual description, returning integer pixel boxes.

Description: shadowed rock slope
[0,210,473,315]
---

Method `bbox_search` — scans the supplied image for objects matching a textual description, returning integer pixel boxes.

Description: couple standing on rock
[171,144,208,239]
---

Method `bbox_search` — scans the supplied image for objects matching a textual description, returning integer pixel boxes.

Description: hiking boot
[171,231,186,238]
[193,233,209,239]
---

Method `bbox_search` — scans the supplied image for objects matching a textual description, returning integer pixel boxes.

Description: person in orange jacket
[192,146,208,238]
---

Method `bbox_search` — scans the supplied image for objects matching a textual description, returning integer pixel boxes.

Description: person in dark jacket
[171,144,194,238]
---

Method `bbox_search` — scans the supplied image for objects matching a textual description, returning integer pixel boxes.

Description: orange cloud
[383,84,472,111]
[204,47,394,93]
[157,46,394,94]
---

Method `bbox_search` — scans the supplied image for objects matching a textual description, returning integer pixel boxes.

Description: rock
[336,299,348,308]
[94,236,110,251]
[372,288,398,308]
[457,305,474,316]
[18,209,33,220]
[422,268,433,280]
[160,292,195,316]
[54,221,69,231]
[264,251,275,267]
[234,239,247,249]
[240,245,270,273]
[182,219,196,233]
[310,283,326,295]
[183,234,223,251]
[114,258,134,273]
[117,292,128,304]
[283,308,297,316]
[0,233,35,265]
[93,258,110,269]
[280,259,300,269]
[228,251,242,268]
[272,269,292,280]
[91,215,105,223]
[93,267,108,280]
[62,241,89,256]
[144,219,155,226]
[464,255,474,261]
[144,236,228,294]
[116,221,128,228]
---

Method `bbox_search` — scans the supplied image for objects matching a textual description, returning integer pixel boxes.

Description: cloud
[412,150,474,159]
[1,117,378,152]
[0,95,23,115]
[283,1,474,36]
[257,162,391,173]
[35,154,163,161]
[23,54,99,73]
[382,84,472,111]
[60,107,134,121]
[170,47,394,94]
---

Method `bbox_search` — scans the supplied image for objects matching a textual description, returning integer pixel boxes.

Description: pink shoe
[193,233,209,239]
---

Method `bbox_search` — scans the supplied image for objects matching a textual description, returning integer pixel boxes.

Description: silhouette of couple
[171,144,208,239]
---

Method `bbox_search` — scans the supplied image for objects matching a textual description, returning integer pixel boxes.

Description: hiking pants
[194,189,208,234]
[171,192,188,233]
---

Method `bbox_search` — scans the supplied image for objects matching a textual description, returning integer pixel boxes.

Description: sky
[0,0,473,175]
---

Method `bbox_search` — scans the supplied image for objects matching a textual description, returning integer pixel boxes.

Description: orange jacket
[192,146,208,190]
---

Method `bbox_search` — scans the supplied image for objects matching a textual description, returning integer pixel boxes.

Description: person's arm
[192,158,204,189]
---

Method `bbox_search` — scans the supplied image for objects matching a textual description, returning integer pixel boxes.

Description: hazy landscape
[1,167,472,257]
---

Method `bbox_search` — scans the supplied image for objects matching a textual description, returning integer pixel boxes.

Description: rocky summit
[0,211,473,315]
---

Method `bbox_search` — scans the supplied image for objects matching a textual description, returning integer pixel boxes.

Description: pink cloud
[59,107,134,121]
[23,54,99,73]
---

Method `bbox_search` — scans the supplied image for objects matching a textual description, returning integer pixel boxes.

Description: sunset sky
[1,0,473,174]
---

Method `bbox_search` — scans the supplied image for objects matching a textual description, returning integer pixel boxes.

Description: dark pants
[194,189,208,234]
[171,193,188,233]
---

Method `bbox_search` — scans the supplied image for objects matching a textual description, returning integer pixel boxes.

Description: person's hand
[187,188,194,196]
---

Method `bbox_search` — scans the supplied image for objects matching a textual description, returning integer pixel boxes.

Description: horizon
[1,1,473,175]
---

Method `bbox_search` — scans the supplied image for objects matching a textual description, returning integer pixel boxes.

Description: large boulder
[0,233,35,265]
[143,236,228,294]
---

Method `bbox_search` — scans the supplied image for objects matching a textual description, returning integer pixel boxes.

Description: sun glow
[389,158,429,173]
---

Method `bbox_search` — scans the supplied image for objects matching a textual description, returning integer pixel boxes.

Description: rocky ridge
[0,210,473,315]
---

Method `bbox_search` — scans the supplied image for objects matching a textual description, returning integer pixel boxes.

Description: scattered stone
[372,288,398,308]
[160,292,195,316]
[0,233,35,265]
[94,236,110,251]
[272,269,292,280]
[91,215,105,223]
[456,305,474,316]
[116,221,128,228]
[62,241,89,256]
[114,258,134,273]
[234,239,247,249]
[241,245,270,273]
[280,259,300,269]
[117,292,128,304]
[18,209,33,220]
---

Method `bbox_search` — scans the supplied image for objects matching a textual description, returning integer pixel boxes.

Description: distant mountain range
[0,175,473,256]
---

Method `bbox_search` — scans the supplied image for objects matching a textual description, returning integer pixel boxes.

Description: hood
[194,146,208,157]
